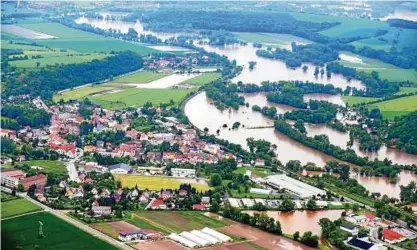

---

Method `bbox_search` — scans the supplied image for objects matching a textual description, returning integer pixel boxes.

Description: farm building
[169,233,198,248]
[190,230,220,245]
[264,175,326,199]
[118,229,162,241]
[179,231,211,247]
[201,228,232,242]
[345,237,386,250]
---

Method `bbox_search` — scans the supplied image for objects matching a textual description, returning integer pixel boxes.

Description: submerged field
[113,71,172,83]
[182,72,222,86]
[2,212,118,250]
[1,198,42,219]
[113,175,211,192]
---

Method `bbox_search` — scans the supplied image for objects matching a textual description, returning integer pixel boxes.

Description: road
[65,149,83,182]
[19,193,134,250]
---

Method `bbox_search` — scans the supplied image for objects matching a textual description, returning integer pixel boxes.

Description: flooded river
[198,43,365,90]
[245,210,344,236]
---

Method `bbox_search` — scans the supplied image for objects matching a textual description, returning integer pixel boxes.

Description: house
[150,198,166,209]
[108,163,132,174]
[171,168,196,178]
[340,223,359,235]
[346,214,367,224]
[91,206,112,217]
[254,158,265,167]
[179,189,188,197]
[345,237,386,250]
[382,229,405,244]
[118,229,162,242]
[193,204,208,210]
[201,196,211,204]
[19,174,47,190]
[161,190,171,200]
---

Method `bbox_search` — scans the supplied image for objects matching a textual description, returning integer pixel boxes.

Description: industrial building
[169,228,232,248]
[264,174,326,199]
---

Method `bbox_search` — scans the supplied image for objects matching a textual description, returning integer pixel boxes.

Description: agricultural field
[2,212,118,250]
[129,211,230,233]
[342,96,380,106]
[90,88,193,110]
[395,87,417,95]
[113,71,172,83]
[90,221,144,239]
[9,53,109,68]
[4,22,157,55]
[368,95,417,119]
[234,32,312,46]
[338,52,417,83]
[182,72,222,86]
[113,175,211,192]
[53,85,116,102]
[288,12,389,38]
[1,198,42,219]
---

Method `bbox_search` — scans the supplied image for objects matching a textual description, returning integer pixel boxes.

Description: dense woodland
[1,102,51,128]
[2,51,143,100]
[387,112,417,154]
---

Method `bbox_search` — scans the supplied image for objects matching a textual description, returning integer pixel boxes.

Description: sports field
[342,96,380,106]
[1,198,42,219]
[2,212,118,250]
[90,88,193,110]
[53,85,116,102]
[183,72,222,86]
[113,71,172,83]
[233,167,272,177]
[368,95,417,120]
[113,175,211,192]
[129,211,230,233]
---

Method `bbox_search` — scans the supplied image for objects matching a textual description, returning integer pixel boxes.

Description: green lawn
[233,167,273,177]
[113,71,172,83]
[13,160,67,176]
[53,86,116,102]
[1,198,42,219]
[183,72,222,86]
[395,87,417,96]
[90,88,193,110]
[130,211,230,233]
[342,96,380,106]
[9,54,109,68]
[368,95,417,120]
[2,212,118,250]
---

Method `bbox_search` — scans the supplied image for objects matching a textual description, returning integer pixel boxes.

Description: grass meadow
[113,71,172,83]
[1,198,42,219]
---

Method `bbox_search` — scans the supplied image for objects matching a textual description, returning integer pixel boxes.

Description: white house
[340,223,359,235]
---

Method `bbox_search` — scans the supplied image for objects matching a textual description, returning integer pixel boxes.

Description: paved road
[19,194,134,250]
[65,149,83,182]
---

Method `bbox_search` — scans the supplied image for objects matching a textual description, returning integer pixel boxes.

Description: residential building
[171,168,196,178]
[20,174,47,190]
[340,223,359,235]
[91,206,112,216]
[1,176,19,188]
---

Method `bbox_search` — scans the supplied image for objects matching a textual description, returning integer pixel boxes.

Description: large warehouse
[265,174,326,199]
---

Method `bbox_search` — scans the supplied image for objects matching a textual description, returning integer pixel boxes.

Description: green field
[113,71,172,83]
[114,175,210,191]
[351,27,417,51]
[288,12,389,38]
[183,72,222,86]
[12,160,67,176]
[234,32,312,45]
[9,54,109,68]
[233,167,273,177]
[1,198,42,219]
[369,95,417,119]
[338,52,417,83]
[53,85,116,102]
[342,96,380,106]
[130,211,230,233]
[90,88,193,110]
[2,212,118,250]
[395,87,417,95]
[8,23,156,55]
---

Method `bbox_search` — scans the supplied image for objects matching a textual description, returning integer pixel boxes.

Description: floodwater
[380,7,417,22]
[147,45,191,52]
[127,73,201,89]
[245,210,344,236]
[184,92,417,198]
[74,17,178,41]
[198,43,365,90]
[2,25,57,39]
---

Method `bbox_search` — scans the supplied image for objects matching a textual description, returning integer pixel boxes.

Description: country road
[19,193,134,250]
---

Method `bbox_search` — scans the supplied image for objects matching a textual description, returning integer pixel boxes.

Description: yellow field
[114,175,211,191]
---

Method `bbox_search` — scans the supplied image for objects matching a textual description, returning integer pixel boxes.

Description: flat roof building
[265,174,326,199]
